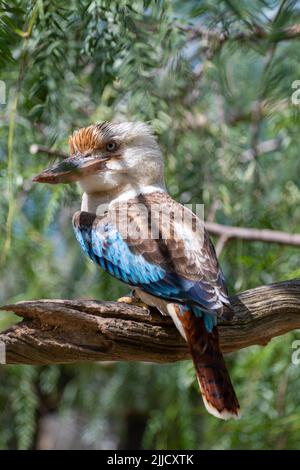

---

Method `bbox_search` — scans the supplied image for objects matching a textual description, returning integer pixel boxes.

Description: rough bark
[0,279,300,365]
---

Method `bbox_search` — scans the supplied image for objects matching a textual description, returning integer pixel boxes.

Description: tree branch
[241,138,282,162]
[185,24,300,46]
[0,279,300,365]
[205,222,300,247]
[30,144,68,159]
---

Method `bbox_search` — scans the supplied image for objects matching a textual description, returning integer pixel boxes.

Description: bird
[33,121,240,420]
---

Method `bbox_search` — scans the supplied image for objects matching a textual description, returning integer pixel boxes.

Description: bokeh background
[1,0,300,449]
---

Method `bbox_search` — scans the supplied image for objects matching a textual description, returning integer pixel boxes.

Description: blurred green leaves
[0,0,300,450]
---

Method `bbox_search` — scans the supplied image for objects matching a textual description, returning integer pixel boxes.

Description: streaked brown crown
[69,121,157,157]
[69,122,110,156]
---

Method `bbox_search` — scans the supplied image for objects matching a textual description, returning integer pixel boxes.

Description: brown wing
[111,192,232,319]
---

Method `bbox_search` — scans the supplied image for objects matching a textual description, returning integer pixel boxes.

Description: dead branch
[0,279,300,365]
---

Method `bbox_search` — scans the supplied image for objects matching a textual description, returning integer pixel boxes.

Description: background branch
[1,279,300,365]
[206,222,300,247]
[30,144,68,159]
[185,23,300,46]
[241,137,282,162]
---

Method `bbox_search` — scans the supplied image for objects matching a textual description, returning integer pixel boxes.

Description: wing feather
[72,192,233,319]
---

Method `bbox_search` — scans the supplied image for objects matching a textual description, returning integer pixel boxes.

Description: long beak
[32,155,107,184]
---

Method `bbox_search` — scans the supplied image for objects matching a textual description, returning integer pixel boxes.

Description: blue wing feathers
[73,219,219,330]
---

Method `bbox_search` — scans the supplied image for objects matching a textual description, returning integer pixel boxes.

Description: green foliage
[0,0,300,450]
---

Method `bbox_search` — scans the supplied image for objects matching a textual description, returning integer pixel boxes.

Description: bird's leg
[117,296,149,309]
[117,290,149,309]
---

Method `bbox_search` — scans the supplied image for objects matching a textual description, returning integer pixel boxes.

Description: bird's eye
[106,141,117,152]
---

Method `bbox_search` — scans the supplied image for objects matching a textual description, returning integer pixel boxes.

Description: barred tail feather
[190,323,240,420]
[168,304,240,420]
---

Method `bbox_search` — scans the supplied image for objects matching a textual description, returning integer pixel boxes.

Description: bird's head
[32,122,165,193]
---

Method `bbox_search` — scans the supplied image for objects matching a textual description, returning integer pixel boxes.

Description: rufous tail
[171,306,240,420]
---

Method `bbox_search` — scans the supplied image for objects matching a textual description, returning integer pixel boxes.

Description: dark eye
[106,141,117,152]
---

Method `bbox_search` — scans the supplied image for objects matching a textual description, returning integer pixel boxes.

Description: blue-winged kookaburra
[33,122,240,420]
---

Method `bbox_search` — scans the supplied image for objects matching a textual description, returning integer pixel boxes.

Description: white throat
[81,183,166,214]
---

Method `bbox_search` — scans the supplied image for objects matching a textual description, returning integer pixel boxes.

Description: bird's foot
[117,296,149,310]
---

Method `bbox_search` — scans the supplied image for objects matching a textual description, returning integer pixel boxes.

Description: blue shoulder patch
[73,217,219,331]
